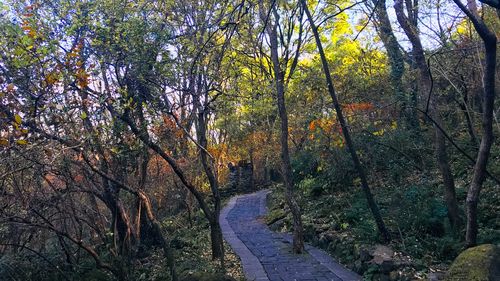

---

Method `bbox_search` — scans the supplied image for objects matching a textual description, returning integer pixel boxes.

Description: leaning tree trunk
[301,0,391,242]
[394,0,461,229]
[268,6,305,254]
[451,0,497,247]
[114,107,223,260]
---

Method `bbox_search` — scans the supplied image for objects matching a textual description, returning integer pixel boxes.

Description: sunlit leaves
[14,114,21,125]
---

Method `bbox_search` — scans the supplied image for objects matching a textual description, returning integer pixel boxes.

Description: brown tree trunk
[371,0,419,130]
[394,0,461,229]
[194,93,225,262]
[113,108,221,260]
[302,0,391,242]
[451,0,497,247]
[137,191,177,281]
[267,5,305,254]
[209,217,224,262]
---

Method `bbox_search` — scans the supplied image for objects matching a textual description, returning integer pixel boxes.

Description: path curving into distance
[220,189,361,281]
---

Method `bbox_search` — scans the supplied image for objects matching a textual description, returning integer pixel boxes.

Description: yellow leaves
[331,13,352,45]
[373,129,385,136]
[0,138,8,146]
[67,52,79,59]
[45,72,59,85]
[6,84,15,92]
[28,29,37,39]
[16,139,28,145]
[14,114,22,125]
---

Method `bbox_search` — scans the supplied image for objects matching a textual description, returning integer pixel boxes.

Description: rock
[353,260,363,273]
[314,223,330,234]
[428,271,446,281]
[269,218,285,232]
[376,273,390,281]
[319,230,337,246]
[371,245,394,264]
[379,260,395,273]
[180,272,236,281]
[389,271,400,281]
[359,246,373,262]
[370,245,395,274]
[444,244,500,281]
[265,208,287,225]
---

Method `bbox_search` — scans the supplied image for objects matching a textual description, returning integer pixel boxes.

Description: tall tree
[370,0,419,130]
[301,0,391,242]
[394,0,461,230]
[259,0,306,253]
[451,0,497,247]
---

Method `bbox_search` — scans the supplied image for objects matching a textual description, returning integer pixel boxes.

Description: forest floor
[220,189,361,281]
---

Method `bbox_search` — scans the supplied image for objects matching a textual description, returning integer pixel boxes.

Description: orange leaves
[65,40,92,88]
[21,7,38,40]
[307,117,344,147]
[162,114,176,129]
[308,120,316,131]
[343,102,374,112]
[157,114,184,139]
[76,68,90,88]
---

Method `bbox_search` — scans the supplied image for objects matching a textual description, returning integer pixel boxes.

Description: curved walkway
[220,189,361,281]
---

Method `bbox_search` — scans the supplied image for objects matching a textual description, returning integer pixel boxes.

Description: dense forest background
[0,0,498,280]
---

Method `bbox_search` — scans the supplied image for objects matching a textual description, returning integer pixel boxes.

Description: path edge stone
[220,192,270,281]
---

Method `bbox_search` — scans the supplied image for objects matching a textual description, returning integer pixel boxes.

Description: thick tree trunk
[268,6,305,254]
[209,218,225,261]
[372,0,418,130]
[451,0,497,246]
[394,0,461,230]
[302,0,391,242]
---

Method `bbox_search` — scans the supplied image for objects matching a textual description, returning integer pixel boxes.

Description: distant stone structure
[227,160,254,191]
[228,162,240,190]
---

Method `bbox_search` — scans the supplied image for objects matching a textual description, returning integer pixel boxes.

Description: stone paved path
[220,189,361,281]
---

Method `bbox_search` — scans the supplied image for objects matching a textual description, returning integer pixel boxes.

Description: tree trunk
[394,0,461,230]
[192,82,225,262]
[268,5,305,254]
[209,217,225,261]
[302,0,391,242]
[114,108,222,260]
[137,191,177,281]
[451,0,497,247]
[198,110,225,262]
[372,0,418,130]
